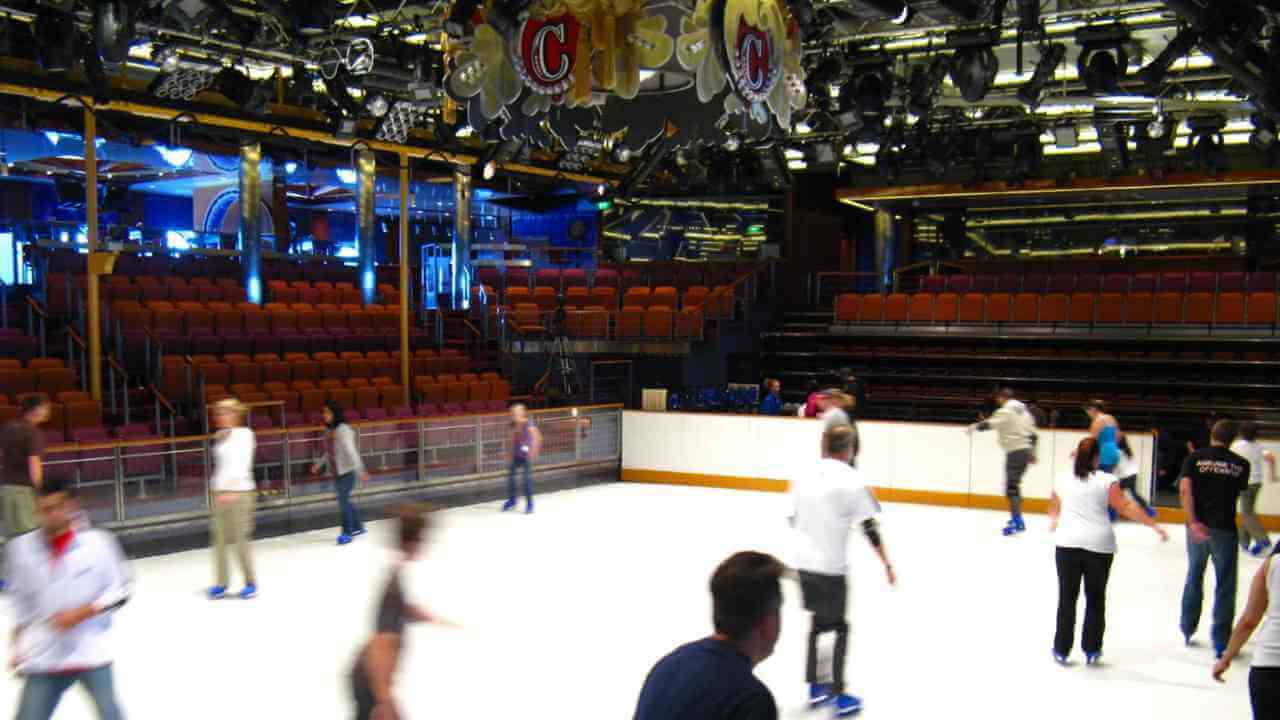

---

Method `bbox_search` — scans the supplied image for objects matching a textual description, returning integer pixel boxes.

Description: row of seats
[413,375,513,404]
[0,395,102,438]
[267,280,399,306]
[112,303,408,337]
[132,331,432,363]
[475,266,751,294]
[485,285,733,314]
[835,291,1280,325]
[204,379,409,414]
[509,305,705,339]
[919,271,1276,296]
[0,358,79,399]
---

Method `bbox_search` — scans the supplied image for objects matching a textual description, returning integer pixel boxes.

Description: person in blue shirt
[634,551,784,720]
[759,379,782,416]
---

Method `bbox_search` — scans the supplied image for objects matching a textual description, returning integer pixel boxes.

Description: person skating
[790,423,894,716]
[1,396,51,592]
[313,402,370,545]
[502,403,542,514]
[1229,421,1275,557]
[1212,544,1280,719]
[7,475,133,719]
[967,388,1038,536]
[208,399,258,600]
[1180,419,1251,658]
[1048,437,1167,666]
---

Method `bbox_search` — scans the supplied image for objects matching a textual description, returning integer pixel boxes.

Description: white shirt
[979,399,1037,453]
[820,407,851,433]
[1253,552,1280,668]
[211,426,256,492]
[1054,469,1119,555]
[1230,439,1264,485]
[1115,449,1138,480]
[6,528,133,674]
[790,458,882,576]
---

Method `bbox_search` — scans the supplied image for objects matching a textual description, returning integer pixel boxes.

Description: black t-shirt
[352,570,408,692]
[1180,446,1250,531]
[0,420,43,487]
[634,638,777,720]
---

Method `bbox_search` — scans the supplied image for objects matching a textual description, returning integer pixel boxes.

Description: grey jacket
[317,424,366,477]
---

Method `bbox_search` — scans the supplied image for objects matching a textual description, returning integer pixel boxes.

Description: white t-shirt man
[791,458,882,576]
[1230,438,1265,486]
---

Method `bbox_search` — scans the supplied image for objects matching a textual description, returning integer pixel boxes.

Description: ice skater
[313,402,369,545]
[1111,436,1157,521]
[1180,419,1251,658]
[1048,437,1167,666]
[634,551,785,720]
[208,399,258,600]
[1213,544,1280,719]
[503,403,541,514]
[350,504,457,720]
[790,423,894,715]
[6,475,133,719]
[1084,400,1122,473]
[1230,421,1275,557]
[967,388,1038,536]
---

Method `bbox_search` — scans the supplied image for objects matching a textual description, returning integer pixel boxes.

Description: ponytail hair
[1118,435,1132,457]
[1074,437,1099,480]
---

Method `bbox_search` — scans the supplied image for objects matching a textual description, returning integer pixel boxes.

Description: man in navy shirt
[759,379,782,416]
[634,551,783,720]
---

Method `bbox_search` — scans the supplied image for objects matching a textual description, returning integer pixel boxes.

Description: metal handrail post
[113,446,125,523]
[416,419,427,485]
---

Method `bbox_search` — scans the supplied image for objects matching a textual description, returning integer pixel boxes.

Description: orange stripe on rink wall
[620,470,1280,531]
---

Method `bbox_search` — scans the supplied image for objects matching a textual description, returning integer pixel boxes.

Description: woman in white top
[208,399,258,600]
[1214,545,1280,719]
[1048,437,1167,665]
[1230,421,1275,556]
[312,402,369,546]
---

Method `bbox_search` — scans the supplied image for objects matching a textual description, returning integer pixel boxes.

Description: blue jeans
[336,472,364,536]
[17,665,123,720]
[1181,527,1240,650]
[507,457,533,504]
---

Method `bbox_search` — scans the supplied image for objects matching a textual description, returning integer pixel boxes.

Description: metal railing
[25,296,48,356]
[507,307,710,343]
[810,272,882,308]
[2,405,621,533]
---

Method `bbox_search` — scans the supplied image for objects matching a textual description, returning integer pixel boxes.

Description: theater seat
[907,294,934,322]
[834,294,861,323]
[1215,293,1245,324]
[858,294,883,322]
[1153,292,1183,323]
[933,293,958,323]
[1067,293,1095,324]
[1248,292,1277,325]
[1126,293,1153,324]
[986,293,1012,323]
[1039,293,1068,323]
[1095,293,1125,324]
[957,293,985,323]
[1184,292,1213,324]
[883,294,909,322]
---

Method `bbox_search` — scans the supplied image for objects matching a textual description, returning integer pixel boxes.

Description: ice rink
[1,483,1255,719]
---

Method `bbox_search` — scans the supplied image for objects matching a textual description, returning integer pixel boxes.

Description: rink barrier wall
[0,405,623,537]
[620,411,1280,530]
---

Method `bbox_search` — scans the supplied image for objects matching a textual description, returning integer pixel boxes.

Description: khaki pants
[212,492,256,587]
[2,485,37,538]
[2,485,37,577]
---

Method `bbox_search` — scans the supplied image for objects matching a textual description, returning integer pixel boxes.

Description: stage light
[216,68,271,115]
[1076,26,1130,95]
[1147,115,1173,140]
[724,135,741,152]
[949,45,999,103]
[154,47,181,73]
[753,142,791,190]
[471,137,524,182]
[284,161,298,175]
[333,116,357,140]
[863,0,912,25]
[614,146,633,163]
[803,142,839,172]
[367,95,389,118]
[596,183,607,196]
[154,145,193,167]
[94,0,135,70]
[621,137,672,197]
[1188,115,1227,173]
[907,57,949,117]
[34,10,77,72]
[1251,113,1277,152]
[1016,43,1065,107]
[336,167,358,184]
[1137,27,1199,90]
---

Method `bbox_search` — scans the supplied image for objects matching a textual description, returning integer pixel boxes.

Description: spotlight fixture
[1136,26,1200,90]
[1146,114,1173,140]
[471,137,524,182]
[154,47,181,73]
[94,0,135,71]
[863,0,912,25]
[375,101,431,143]
[906,56,950,117]
[724,135,741,152]
[752,142,791,191]
[949,45,999,103]
[216,68,271,116]
[621,137,672,196]
[333,116,358,140]
[1016,43,1066,108]
[803,142,838,172]
[149,68,216,101]
[1076,26,1130,95]
[34,10,77,72]
[367,94,390,118]
[832,83,864,134]
[613,145,633,163]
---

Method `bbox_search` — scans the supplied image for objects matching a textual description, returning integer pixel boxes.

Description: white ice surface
[1,483,1254,718]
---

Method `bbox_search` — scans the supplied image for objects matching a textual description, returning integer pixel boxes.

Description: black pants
[351,659,376,720]
[1251,666,1280,720]
[1118,475,1153,515]
[1054,547,1114,657]
[800,571,849,694]
[1006,449,1032,518]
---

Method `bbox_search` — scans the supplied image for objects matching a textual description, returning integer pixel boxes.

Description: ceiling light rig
[946,28,1000,103]
[1076,25,1130,95]
[1016,43,1065,108]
